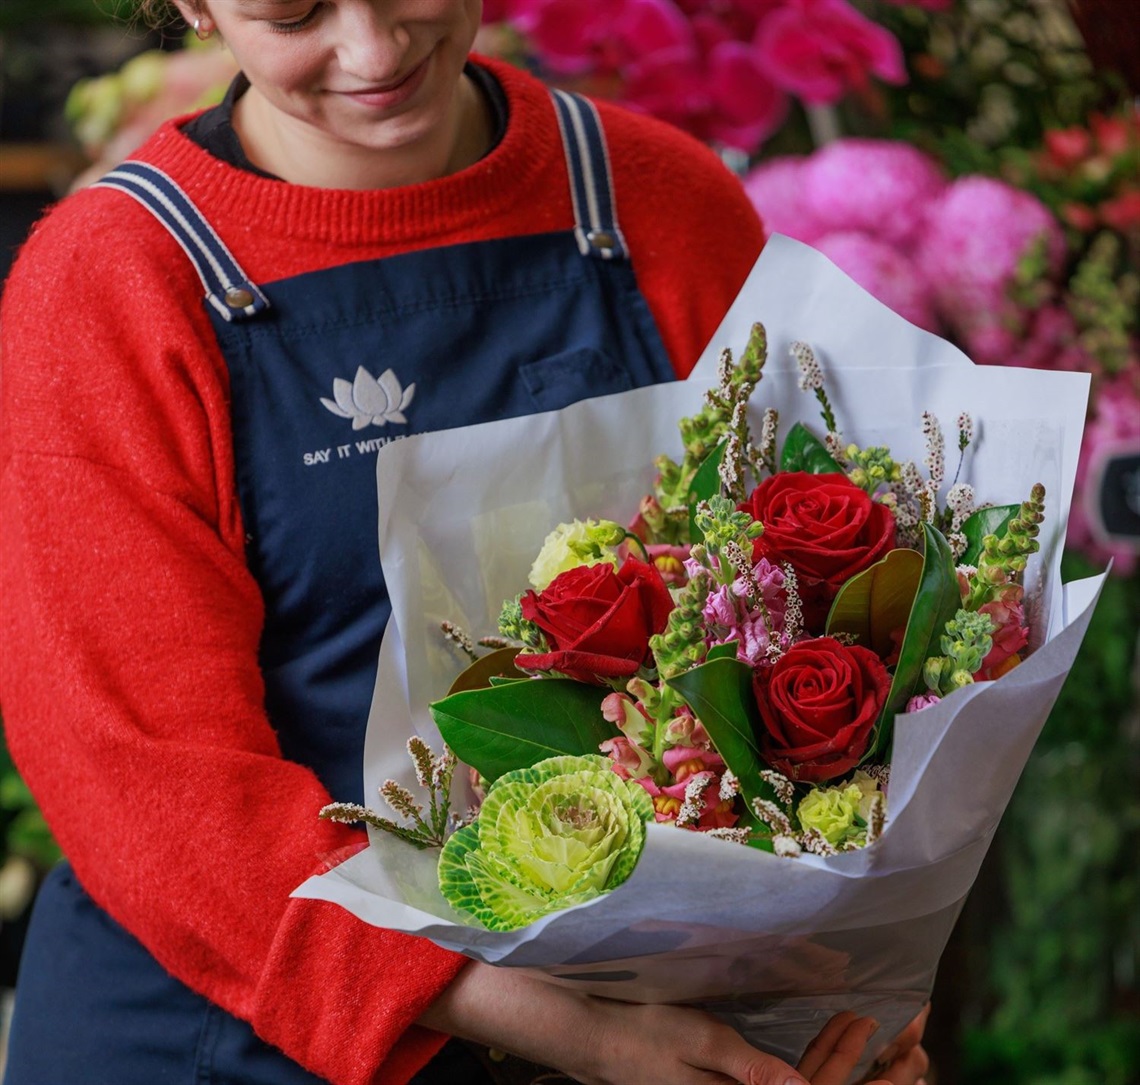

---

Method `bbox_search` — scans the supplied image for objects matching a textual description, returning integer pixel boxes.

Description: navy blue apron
[5,91,675,1085]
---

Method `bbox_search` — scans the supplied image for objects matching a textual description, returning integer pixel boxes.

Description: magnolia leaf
[868,523,961,759]
[431,679,613,783]
[779,422,842,475]
[826,548,924,657]
[688,440,728,541]
[447,647,525,695]
[667,658,777,850]
[960,505,1018,567]
[707,641,741,662]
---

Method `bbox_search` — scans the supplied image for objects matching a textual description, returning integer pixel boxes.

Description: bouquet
[296,236,1101,1075]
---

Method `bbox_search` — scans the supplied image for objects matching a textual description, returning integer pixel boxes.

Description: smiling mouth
[337,56,429,99]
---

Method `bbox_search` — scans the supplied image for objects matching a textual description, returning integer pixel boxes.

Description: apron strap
[93,161,270,323]
[550,89,629,262]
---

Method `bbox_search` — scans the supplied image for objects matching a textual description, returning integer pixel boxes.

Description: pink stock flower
[702,559,788,666]
[811,231,939,331]
[915,177,1064,342]
[802,138,947,248]
[755,0,907,105]
[905,692,942,712]
[743,156,830,244]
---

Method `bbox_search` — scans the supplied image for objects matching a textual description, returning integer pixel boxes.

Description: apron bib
[6,90,674,1085]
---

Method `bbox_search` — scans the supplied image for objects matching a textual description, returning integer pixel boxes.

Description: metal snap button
[224,286,255,309]
[587,229,616,252]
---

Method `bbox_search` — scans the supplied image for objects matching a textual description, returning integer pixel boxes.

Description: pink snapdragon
[977,591,1030,677]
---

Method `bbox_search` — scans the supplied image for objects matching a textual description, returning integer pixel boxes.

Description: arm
[421,963,924,1085]
[0,194,463,1085]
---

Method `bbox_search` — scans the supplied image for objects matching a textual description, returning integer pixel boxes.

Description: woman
[0,2,929,1083]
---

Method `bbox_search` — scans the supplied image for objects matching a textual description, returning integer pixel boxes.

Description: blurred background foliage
[1,0,1138,1080]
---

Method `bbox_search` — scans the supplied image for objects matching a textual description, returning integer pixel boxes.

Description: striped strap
[551,89,629,261]
[94,162,270,323]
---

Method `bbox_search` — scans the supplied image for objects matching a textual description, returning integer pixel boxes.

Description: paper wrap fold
[295,237,1101,1073]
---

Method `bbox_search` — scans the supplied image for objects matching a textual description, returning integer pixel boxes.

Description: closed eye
[266,3,324,33]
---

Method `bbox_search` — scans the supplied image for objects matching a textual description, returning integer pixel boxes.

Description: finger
[871,1004,932,1069]
[683,1027,805,1085]
[800,1016,880,1085]
[878,1044,930,1085]
[796,1012,860,1079]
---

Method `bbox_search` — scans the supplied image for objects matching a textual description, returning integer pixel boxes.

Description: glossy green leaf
[779,422,842,475]
[688,441,728,541]
[960,504,1018,567]
[431,679,612,783]
[869,523,961,759]
[707,641,741,662]
[446,647,525,695]
[826,548,924,657]
[667,657,778,848]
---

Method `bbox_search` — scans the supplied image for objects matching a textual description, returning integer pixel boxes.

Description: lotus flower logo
[321,366,415,430]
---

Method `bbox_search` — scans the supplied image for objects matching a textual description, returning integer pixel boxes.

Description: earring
[193,17,215,40]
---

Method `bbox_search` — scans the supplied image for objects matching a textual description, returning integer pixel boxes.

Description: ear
[169,0,204,28]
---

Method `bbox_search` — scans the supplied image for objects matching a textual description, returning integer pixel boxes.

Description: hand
[419,962,889,1085]
[858,1005,930,1085]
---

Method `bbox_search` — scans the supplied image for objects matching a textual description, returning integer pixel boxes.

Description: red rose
[515,559,674,684]
[753,637,890,783]
[740,472,896,627]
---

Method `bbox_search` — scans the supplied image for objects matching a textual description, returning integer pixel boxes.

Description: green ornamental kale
[438,755,653,932]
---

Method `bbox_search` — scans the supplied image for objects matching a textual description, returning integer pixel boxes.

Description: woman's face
[183,0,484,185]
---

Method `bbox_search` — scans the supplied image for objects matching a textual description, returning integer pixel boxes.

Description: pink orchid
[512,0,692,76]
[621,23,787,150]
[755,0,907,105]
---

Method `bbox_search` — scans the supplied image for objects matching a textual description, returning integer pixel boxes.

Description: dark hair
[134,0,196,27]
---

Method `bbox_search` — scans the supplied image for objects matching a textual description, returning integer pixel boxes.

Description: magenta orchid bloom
[756,0,906,104]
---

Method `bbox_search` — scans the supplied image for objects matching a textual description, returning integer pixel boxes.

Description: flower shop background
[1,0,1137,1081]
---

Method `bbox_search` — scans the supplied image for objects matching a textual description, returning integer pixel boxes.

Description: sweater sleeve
[598,101,766,378]
[0,195,465,1085]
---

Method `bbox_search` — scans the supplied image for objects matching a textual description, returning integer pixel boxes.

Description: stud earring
[193,17,215,40]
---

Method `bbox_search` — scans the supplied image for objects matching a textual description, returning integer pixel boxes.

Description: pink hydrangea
[743,156,830,244]
[755,0,907,105]
[811,231,939,331]
[802,138,947,248]
[915,177,1065,342]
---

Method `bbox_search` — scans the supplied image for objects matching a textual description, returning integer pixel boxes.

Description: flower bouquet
[295,236,1101,1075]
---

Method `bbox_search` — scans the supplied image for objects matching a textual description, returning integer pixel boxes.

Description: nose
[334,1,411,82]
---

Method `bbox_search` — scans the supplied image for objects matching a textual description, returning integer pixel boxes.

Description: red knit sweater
[0,57,763,1085]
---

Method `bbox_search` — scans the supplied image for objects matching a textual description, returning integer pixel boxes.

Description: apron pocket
[519,347,633,412]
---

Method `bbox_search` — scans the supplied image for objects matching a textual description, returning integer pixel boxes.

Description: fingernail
[784,1078,808,1085]
[865,1017,881,1035]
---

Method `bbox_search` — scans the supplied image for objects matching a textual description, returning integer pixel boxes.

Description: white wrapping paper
[295,237,1101,1075]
